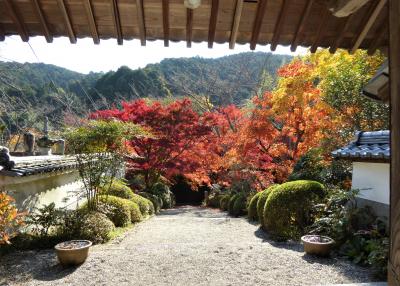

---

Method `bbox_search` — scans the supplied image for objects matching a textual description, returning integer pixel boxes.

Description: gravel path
[0,206,374,286]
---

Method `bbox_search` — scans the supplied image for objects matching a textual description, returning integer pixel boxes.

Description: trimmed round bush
[131,194,151,216]
[139,192,162,213]
[125,200,143,223]
[257,185,280,227]
[228,194,240,215]
[232,194,246,217]
[219,195,231,211]
[247,192,262,221]
[263,180,325,240]
[80,212,115,244]
[147,200,155,215]
[206,192,221,208]
[97,195,132,227]
[100,180,135,200]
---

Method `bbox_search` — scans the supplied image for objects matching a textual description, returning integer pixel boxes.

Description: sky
[0,35,307,74]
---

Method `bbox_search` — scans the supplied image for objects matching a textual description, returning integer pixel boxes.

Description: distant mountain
[0,52,292,134]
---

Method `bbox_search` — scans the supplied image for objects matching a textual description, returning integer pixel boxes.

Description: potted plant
[54,240,92,266]
[301,234,335,257]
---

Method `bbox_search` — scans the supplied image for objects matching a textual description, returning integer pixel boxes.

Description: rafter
[110,0,122,45]
[135,0,146,46]
[229,0,243,49]
[83,0,99,44]
[290,0,314,52]
[208,0,219,48]
[350,0,386,54]
[57,0,76,43]
[31,0,52,43]
[310,7,330,53]
[4,0,28,42]
[186,8,193,48]
[162,0,169,47]
[250,0,268,50]
[270,0,289,51]
[368,18,387,55]
[329,14,352,54]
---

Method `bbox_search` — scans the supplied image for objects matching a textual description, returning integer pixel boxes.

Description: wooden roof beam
[229,0,243,49]
[270,0,290,51]
[83,0,99,44]
[290,0,313,52]
[57,0,76,44]
[250,0,268,50]
[136,0,146,46]
[368,19,387,55]
[329,15,352,54]
[162,0,169,47]
[350,0,386,54]
[186,8,193,48]
[4,0,29,42]
[310,8,330,53]
[110,0,122,45]
[208,0,219,48]
[31,0,52,43]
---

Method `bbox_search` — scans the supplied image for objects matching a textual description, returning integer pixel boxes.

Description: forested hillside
[0,52,291,136]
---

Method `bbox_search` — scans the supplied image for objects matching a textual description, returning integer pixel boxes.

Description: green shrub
[147,200,155,215]
[263,180,325,240]
[247,192,262,221]
[206,192,221,208]
[232,194,247,217]
[131,194,151,216]
[139,192,162,213]
[100,180,135,200]
[93,195,132,227]
[228,194,240,215]
[257,185,279,227]
[219,195,231,211]
[125,200,143,223]
[80,212,115,244]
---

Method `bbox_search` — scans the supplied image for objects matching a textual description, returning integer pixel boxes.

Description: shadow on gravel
[254,228,304,253]
[0,250,79,284]
[158,206,228,218]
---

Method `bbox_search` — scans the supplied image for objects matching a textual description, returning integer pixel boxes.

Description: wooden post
[389,0,400,284]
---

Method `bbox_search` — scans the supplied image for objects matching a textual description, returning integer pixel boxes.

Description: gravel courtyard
[1,206,374,286]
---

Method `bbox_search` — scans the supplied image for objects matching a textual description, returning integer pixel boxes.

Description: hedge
[100,180,135,200]
[207,192,221,208]
[80,212,115,244]
[139,192,162,213]
[149,183,175,209]
[131,194,151,216]
[247,192,262,221]
[219,195,231,211]
[228,194,240,215]
[231,194,247,217]
[257,185,280,227]
[263,180,325,240]
[96,195,132,227]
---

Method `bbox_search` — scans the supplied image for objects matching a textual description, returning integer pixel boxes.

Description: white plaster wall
[352,162,390,205]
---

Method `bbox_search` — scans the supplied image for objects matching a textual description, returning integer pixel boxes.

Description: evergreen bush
[247,192,262,221]
[80,212,115,244]
[232,194,247,217]
[219,195,231,211]
[257,185,280,227]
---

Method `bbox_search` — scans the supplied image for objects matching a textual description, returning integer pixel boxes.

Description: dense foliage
[0,193,25,244]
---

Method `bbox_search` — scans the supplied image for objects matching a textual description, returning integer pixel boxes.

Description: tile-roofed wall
[331,130,390,161]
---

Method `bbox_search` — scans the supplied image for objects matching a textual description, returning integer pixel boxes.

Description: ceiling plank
[31,0,52,43]
[208,0,219,48]
[310,7,330,53]
[329,15,352,54]
[57,0,76,43]
[135,0,146,46]
[186,8,193,48]
[270,0,290,51]
[368,18,387,55]
[162,0,169,47]
[290,0,313,52]
[250,0,268,50]
[110,0,122,45]
[4,0,29,42]
[350,0,386,54]
[83,0,99,44]
[229,0,243,49]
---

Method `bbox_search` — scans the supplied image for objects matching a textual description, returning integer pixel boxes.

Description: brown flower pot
[55,240,92,266]
[301,235,334,257]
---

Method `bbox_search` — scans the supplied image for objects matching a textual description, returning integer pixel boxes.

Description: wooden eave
[0,0,389,53]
